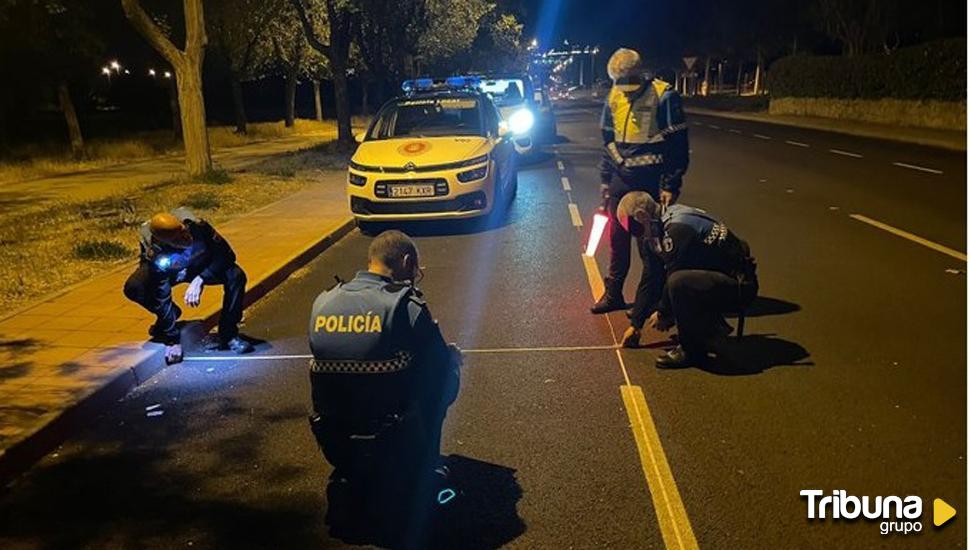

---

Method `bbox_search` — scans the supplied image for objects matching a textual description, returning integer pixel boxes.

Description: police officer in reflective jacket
[591,48,690,323]
[617,192,758,368]
[307,230,460,542]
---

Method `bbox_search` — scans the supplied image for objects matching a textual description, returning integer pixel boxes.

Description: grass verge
[0,141,352,312]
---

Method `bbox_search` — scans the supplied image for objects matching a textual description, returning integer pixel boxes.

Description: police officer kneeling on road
[123,208,252,364]
[617,192,758,368]
[307,230,460,543]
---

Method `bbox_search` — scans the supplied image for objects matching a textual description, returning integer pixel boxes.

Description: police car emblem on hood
[404,161,417,171]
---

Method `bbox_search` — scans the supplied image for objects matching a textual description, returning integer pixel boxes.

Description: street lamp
[148,69,156,77]
[163,71,172,79]
[110,60,121,72]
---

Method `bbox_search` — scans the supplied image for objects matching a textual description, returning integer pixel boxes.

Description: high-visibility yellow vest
[607,79,671,145]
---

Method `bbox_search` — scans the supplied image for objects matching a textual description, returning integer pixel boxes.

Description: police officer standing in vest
[590,48,690,326]
[616,192,758,368]
[123,207,252,364]
[307,230,460,543]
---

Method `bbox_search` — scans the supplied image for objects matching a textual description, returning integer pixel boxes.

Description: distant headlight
[457,163,488,183]
[508,108,535,135]
[348,172,366,186]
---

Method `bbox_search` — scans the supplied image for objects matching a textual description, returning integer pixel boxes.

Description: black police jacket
[139,210,236,281]
[307,271,458,423]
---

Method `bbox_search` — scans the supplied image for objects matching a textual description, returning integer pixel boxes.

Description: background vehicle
[347,78,518,230]
[477,74,546,154]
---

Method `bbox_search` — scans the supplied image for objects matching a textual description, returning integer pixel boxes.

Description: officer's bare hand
[165,344,183,364]
[621,326,641,348]
[184,276,204,307]
[600,184,610,202]
[660,190,678,206]
[646,311,674,332]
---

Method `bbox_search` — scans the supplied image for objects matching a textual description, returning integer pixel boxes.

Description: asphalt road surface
[0,101,965,549]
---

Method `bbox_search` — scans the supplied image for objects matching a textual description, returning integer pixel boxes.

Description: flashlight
[585,210,609,257]
[155,254,172,270]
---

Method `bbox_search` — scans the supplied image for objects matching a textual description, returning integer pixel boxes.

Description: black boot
[590,290,628,314]
[655,345,705,369]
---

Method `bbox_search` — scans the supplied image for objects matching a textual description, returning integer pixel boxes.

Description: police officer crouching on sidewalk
[617,192,758,368]
[123,208,252,364]
[591,47,690,316]
[307,230,460,545]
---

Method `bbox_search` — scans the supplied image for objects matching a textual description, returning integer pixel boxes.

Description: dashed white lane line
[707,124,721,130]
[892,162,943,175]
[561,176,572,191]
[850,214,966,262]
[752,134,771,140]
[829,148,863,158]
[727,128,742,134]
[785,140,810,148]
[568,203,583,227]
[692,121,703,126]
[557,160,565,171]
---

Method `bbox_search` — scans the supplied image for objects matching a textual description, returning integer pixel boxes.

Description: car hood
[353,136,491,170]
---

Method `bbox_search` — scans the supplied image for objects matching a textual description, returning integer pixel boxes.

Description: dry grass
[0,119,342,185]
[0,142,351,311]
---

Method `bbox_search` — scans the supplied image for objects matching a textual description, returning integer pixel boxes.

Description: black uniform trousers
[123,261,247,344]
[603,167,666,327]
[665,269,757,357]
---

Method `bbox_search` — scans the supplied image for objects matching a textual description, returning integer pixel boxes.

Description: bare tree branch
[120,0,183,65]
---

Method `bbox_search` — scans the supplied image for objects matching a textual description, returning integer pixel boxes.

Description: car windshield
[479,78,527,107]
[368,97,483,139]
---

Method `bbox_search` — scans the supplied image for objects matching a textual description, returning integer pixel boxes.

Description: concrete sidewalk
[0,173,353,482]
[686,107,966,151]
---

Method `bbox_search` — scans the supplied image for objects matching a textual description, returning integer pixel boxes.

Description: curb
[0,217,356,487]
[685,108,966,152]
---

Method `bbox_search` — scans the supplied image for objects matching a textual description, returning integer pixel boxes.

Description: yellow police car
[348,77,528,226]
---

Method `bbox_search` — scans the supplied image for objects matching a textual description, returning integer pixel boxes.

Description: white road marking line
[580,253,699,550]
[892,162,943,175]
[557,160,565,171]
[707,124,721,130]
[727,128,742,134]
[850,214,966,262]
[785,140,809,147]
[828,148,863,158]
[752,134,771,140]
[692,121,703,126]
[568,203,583,227]
[561,176,572,191]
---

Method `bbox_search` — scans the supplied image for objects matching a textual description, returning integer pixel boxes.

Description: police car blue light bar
[401,76,482,93]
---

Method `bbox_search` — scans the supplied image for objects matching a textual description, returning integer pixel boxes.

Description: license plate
[389,184,435,198]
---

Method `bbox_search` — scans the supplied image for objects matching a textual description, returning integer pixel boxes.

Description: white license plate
[389,184,435,198]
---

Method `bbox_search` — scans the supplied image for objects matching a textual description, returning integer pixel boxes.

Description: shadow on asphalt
[705,333,812,376]
[727,296,801,318]
[428,454,526,549]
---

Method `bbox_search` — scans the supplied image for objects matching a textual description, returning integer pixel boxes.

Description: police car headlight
[508,109,534,135]
[348,172,366,186]
[456,164,488,183]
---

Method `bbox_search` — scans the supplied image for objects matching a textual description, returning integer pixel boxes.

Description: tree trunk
[313,80,323,121]
[735,62,743,95]
[57,81,84,160]
[754,51,764,95]
[360,80,369,117]
[717,61,724,94]
[284,68,297,127]
[331,61,353,145]
[230,71,247,134]
[168,76,182,140]
[175,63,212,176]
[702,57,711,96]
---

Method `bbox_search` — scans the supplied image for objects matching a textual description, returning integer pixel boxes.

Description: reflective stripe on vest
[310,351,414,374]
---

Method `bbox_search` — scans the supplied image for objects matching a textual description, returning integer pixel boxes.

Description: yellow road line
[850,214,966,262]
[579,253,699,550]
[568,203,583,227]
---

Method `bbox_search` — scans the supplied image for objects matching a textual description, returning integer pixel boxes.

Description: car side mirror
[354,132,365,143]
